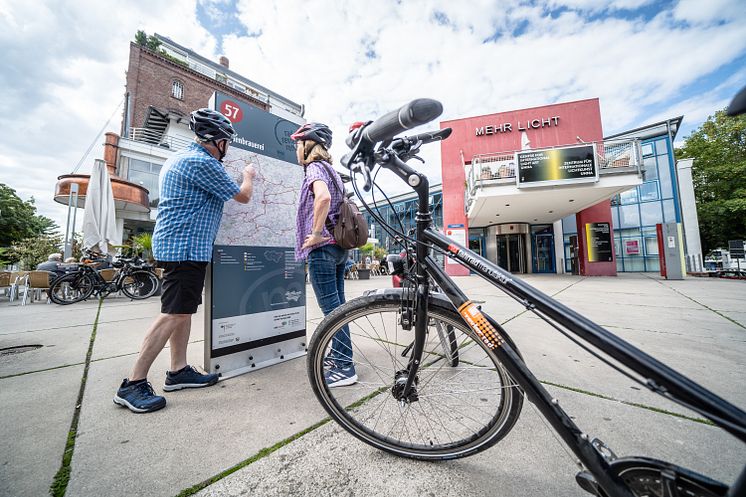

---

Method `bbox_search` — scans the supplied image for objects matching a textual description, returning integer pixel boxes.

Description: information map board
[204,92,306,379]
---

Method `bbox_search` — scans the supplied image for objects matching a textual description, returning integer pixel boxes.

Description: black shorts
[157,261,208,315]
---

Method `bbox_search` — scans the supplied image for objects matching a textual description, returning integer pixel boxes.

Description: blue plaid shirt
[153,142,240,262]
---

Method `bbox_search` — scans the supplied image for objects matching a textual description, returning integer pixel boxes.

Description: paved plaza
[1,273,744,497]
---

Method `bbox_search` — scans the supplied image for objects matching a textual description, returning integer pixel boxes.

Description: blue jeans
[308,244,352,368]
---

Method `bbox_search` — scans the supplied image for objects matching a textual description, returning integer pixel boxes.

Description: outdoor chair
[20,270,54,306]
[98,268,118,282]
[0,271,11,300]
[9,271,29,302]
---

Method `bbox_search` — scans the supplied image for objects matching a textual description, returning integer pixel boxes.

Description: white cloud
[1,0,745,230]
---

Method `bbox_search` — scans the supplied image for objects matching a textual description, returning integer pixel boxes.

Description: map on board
[215,149,301,247]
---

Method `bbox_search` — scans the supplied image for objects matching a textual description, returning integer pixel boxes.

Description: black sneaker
[163,365,219,391]
[113,379,166,413]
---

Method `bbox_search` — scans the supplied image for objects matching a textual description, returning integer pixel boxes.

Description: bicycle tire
[49,273,95,305]
[307,290,524,461]
[120,270,159,300]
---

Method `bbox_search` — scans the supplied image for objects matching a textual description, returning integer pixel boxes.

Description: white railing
[128,128,192,151]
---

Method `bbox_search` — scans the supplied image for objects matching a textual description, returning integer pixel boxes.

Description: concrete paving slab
[0,365,84,497]
[0,323,92,377]
[504,313,745,414]
[0,298,100,335]
[663,279,746,313]
[193,386,745,497]
[719,311,746,328]
[67,346,327,497]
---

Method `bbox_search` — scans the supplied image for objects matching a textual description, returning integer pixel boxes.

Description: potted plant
[357,242,375,279]
[132,233,154,262]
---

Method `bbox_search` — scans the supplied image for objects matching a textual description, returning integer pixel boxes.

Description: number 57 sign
[220,99,244,123]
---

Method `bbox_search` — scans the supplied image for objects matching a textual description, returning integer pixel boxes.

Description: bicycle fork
[394,277,429,404]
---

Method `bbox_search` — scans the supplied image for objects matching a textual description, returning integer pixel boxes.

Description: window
[619,205,640,229]
[171,80,184,100]
[640,202,662,226]
[619,187,639,205]
[639,181,659,202]
[128,158,163,208]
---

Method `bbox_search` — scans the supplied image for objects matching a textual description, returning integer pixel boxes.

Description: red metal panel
[576,200,617,276]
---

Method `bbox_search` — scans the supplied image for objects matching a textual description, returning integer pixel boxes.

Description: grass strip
[539,379,714,426]
[174,418,331,497]
[49,297,104,497]
[0,362,86,380]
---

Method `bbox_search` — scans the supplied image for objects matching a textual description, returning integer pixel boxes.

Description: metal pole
[70,184,79,258]
[63,183,80,259]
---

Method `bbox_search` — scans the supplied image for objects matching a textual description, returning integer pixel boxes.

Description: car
[717,269,746,280]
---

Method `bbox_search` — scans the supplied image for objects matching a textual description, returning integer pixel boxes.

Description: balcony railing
[464,139,642,212]
[128,128,192,151]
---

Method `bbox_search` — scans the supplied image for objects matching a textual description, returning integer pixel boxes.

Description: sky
[0,0,744,232]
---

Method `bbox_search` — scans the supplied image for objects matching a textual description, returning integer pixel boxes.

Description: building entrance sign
[204,92,306,379]
[517,144,597,188]
[585,222,613,262]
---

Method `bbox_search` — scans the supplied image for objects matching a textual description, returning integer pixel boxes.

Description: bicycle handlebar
[361,99,443,145]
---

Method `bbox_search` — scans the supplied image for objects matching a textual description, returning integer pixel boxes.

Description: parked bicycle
[49,252,159,304]
[306,98,746,497]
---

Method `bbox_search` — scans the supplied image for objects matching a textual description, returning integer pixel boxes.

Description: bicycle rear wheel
[49,273,95,305]
[120,270,159,300]
[599,457,730,497]
[307,291,523,461]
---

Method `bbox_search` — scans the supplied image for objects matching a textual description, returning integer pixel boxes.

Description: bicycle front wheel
[120,270,159,300]
[307,291,523,461]
[49,273,95,305]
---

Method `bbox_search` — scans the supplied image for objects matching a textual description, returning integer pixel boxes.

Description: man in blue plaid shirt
[114,108,255,413]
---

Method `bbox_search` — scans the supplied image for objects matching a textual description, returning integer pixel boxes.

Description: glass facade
[562,133,680,272]
[361,190,443,258]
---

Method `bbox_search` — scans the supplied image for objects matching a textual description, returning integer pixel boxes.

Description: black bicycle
[49,254,159,304]
[307,99,746,497]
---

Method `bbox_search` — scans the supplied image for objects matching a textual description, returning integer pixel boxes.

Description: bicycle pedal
[575,471,598,495]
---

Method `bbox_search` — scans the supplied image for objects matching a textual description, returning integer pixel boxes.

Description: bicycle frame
[376,152,746,497]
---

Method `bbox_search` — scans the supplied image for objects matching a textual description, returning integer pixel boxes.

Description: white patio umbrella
[82,160,121,255]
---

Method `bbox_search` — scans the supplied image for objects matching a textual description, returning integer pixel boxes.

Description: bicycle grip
[362,99,443,144]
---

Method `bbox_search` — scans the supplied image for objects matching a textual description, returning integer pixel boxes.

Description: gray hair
[48,253,62,261]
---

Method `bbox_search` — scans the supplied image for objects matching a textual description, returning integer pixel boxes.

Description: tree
[135,30,147,46]
[676,110,746,253]
[9,234,63,270]
[146,35,162,51]
[0,184,59,247]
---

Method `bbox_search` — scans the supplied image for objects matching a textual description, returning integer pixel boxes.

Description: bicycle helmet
[189,108,237,142]
[290,122,332,148]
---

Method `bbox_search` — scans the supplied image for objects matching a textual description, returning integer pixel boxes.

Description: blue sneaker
[113,379,166,413]
[325,366,358,388]
[323,356,336,369]
[163,365,219,391]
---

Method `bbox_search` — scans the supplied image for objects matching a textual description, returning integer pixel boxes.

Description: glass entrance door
[496,234,526,273]
[533,233,555,273]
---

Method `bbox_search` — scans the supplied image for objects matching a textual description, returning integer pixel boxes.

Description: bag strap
[316,162,344,235]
